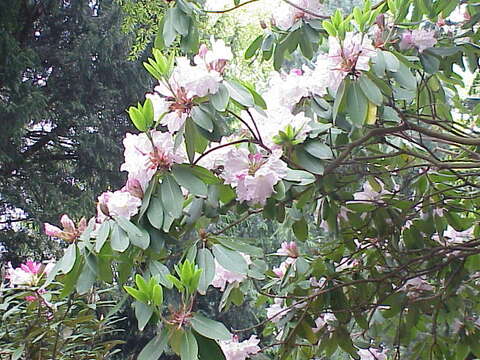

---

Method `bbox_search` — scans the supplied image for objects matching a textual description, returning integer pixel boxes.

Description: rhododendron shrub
[4,0,480,359]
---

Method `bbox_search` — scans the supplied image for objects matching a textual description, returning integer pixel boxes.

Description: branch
[324,124,408,174]
[203,0,260,14]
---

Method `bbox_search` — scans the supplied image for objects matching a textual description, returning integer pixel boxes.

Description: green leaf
[299,28,314,59]
[293,217,308,241]
[60,243,77,274]
[149,261,173,289]
[216,236,263,257]
[303,141,334,159]
[419,52,440,74]
[148,196,164,230]
[224,80,255,107]
[76,260,96,294]
[163,9,177,47]
[210,83,230,112]
[124,286,149,303]
[191,313,231,341]
[143,98,155,129]
[184,165,221,184]
[152,284,164,306]
[332,79,347,121]
[180,330,199,360]
[116,216,150,250]
[138,329,169,360]
[245,35,263,59]
[172,7,190,36]
[160,175,184,218]
[383,51,400,72]
[193,332,227,360]
[172,165,208,197]
[128,106,147,132]
[110,223,130,252]
[346,82,368,126]
[212,244,248,275]
[358,75,383,106]
[392,61,417,90]
[95,220,111,253]
[295,147,325,175]
[284,169,316,185]
[197,248,215,295]
[134,301,153,331]
[191,106,214,132]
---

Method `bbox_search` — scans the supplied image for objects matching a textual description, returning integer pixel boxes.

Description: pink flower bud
[60,214,76,234]
[44,223,63,238]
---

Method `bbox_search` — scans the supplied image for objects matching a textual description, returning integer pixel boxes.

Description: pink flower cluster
[222,149,288,205]
[148,38,232,133]
[219,335,261,360]
[327,32,377,92]
[6,261,54,287]
[400,29,437,53]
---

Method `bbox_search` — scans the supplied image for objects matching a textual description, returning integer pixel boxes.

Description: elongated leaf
[191,106,214,132]
[284,169,316,185]
[149,261,173,289]
[172,165,208,197]
[163,9,177,47]
[172,7,190,35]
[358,75,383,106]
[116,216,150,250]
[215,236,263,257]
[160,175,184,218]
[295,147,325,175]
[193,332,227,360]
[224,80,254,107]
[180,330,198,360]
[210,83,229,112]
[147,196,164,230]
[95,220,111,253]
[134,301,153,331]
[111,223,130,252]
[138,329,169,360]
[197,248,215,295]
[303,141,334,159]
[212,244,248,275]
[191,313,231,341]
[76,260,96,294]
[346,82,368,126]
[60,243,77,274]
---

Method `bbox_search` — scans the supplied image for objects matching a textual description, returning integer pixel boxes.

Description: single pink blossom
[222,148,288,205]
[219,335,261,360]
[44,215,87,242]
